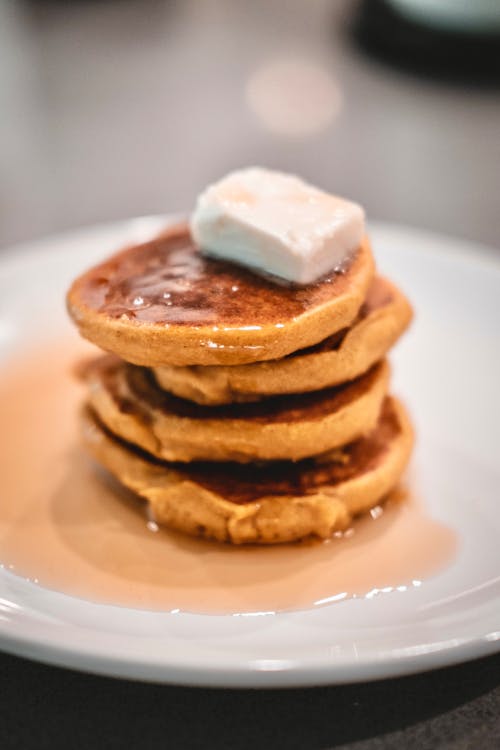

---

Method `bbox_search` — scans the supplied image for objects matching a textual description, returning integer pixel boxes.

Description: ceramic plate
[0,218,499,687]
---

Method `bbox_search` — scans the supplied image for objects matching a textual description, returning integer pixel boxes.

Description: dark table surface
[2,650,500,749]
[1,2,499,748]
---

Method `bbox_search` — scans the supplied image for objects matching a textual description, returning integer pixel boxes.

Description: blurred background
[1,0,499,251]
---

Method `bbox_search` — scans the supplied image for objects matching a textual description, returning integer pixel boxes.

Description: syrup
[73,225,358,327]
[0,339,456,614]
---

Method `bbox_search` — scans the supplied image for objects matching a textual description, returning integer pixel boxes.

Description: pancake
[81,397,413,544]
[153,276,412,404]
[82,356,390,463]
[67,221,375,367]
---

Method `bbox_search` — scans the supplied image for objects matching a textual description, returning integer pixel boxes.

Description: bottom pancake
[81,397,414,545]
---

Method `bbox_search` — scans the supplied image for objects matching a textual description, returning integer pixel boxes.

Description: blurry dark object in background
[350,0,500,88]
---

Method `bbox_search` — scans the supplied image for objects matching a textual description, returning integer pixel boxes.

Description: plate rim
[0,624,499,687]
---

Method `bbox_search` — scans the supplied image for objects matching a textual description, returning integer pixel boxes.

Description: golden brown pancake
[81,397,413,544]
[82,356,390,463]
[66,222,375,367]
[153,276,412,404]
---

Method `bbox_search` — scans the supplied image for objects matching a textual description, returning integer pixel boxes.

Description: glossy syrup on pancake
[77,225,357,327]
[67,224,375,366]
[0,338,456,614]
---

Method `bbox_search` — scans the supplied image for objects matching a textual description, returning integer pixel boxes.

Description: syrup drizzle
[0,339,457,615]
[76,226,358,327]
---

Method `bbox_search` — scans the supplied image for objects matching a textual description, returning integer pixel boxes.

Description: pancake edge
[84,359,390,463]
[153,277,413,404]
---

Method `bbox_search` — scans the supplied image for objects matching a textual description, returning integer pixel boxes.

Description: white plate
[0,218,499,687]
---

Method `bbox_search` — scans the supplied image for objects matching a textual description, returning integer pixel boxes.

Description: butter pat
[190,168,365,284]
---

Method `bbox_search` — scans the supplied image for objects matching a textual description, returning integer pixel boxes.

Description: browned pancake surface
[74,224,361,328]
[181,398,401,504]
[67,222,375,366]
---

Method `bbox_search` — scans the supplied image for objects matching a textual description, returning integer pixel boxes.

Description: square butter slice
[190,167,365,284]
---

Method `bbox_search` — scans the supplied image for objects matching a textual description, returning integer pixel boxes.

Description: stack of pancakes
[67,222,413,544]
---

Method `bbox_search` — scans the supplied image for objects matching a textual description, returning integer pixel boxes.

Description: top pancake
[67,222,375,366]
